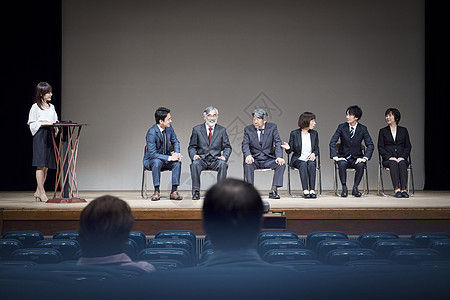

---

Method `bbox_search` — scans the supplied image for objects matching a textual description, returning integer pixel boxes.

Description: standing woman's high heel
[34,191,41,202]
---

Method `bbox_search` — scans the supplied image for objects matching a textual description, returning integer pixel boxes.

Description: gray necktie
[350,126,354,139]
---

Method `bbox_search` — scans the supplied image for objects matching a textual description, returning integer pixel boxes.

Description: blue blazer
[329,122,374,160]
[143,123,180,166]
[285,129,319,167]
[242,122,283,160]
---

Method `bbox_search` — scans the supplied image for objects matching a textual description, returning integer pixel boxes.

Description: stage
[1,190,449,237]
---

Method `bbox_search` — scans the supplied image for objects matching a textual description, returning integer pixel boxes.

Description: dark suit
[329,122,374,187]
[285,129,319,190]
[188,123,232,192]
[143,123,181,187]
[242,123,285,187]
[378,125,411,189]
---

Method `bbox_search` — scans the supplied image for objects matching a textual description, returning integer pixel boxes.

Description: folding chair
[305,231,348,251]
[34,239,81,261]
[333,143,369,196]
[357,232,399,248]
[141,145,173,199]
[2,230,44,248]
[287,152,322,197]
[325,248,377,265]
[378,153,415,196]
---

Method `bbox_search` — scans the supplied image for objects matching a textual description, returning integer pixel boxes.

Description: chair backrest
[11,248,63,264]
[325,248,376,265]
[316,239,361,262]
[372,239,418,258]
[198,248,214,263]
[53,230,79,240]
[258,231,299,245]
[410,232,450,248]
[0,239,23,261]
[2,230,44,248]
[306,231,348,251]
[343,259,396,268]
[389,248,441,265]
[258,239,305,257]
[129,231,147,252]
[154,230,197,253]
[138,248,191,267]
[34,239,81,261]
[357,232,399,248]
[124,239,139,261]
[263,249,315,263]
[141,259,184,270]
[429,239,450,258]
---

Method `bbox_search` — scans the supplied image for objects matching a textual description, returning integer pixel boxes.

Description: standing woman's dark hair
[27,82,58,202]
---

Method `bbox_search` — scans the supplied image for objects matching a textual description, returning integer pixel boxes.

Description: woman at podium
[27,82,58,202]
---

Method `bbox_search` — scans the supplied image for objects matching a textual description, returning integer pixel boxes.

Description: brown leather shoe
[151,191,160,201]
[169,191,183,200]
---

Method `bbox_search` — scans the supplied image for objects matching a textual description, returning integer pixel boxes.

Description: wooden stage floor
[1,190,450,236]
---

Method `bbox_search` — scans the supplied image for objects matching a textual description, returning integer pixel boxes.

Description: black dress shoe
[269,190,280,199]
[341,186,348,197]
[192,191,200,200]
[352,188,362,197]
[304,193,311,199]
[395,191,402,198]
[310,193,317,199]
[401,191,409,198]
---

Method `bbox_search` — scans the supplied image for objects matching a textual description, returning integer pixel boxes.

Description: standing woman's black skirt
[32,127,56,169]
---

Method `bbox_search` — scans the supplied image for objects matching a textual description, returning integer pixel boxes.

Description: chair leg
[287,166,292,196]
[333,163,340,197]
[365,166,369,196]
[409,167,415,196]
[141,168,149,199]
[318,166,322,196]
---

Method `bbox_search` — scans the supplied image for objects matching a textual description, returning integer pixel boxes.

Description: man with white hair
[188,106,232,200]
[242,108,285,199]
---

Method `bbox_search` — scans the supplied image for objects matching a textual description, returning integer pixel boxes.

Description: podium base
[46,198,87,203]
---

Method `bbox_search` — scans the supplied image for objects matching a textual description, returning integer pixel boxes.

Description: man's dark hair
[155,107,170,124]
[78,195,134,257]
[203,178,263,251]
[385,108,401,124]
[346,105,363,120]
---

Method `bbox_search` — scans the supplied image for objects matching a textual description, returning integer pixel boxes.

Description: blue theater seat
[306,231,348,251]
[389,248,442,265]
[199,248,214,263]
[316,239,361,262]
[259,239,305,257]
[372,239,418,259]
[52,230,79,240]
[263,249,315,263]
[124,239,139,261]
[357,232,399,248]
[410,232,450,248]
[344,259,396,268]
[258,231,299,244]
[34,239,81,261]
[325,248,377,265]
[0,239,23,261]
[11,248,63,264]
[2,230,44,248]
[154,230,197,254]
[429,239,450,258]
[138,248,191,267]
[129,231,147,252]
[140,259,184,270]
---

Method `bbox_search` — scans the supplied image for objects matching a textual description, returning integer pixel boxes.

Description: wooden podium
[45,123,88,203]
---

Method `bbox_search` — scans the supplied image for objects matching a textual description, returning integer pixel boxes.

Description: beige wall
[62,0,424,191]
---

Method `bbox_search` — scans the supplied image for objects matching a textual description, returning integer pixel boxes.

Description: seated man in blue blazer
[329,105,374,197]
[242,108,285,199]
[188,106,232,200]
[143,107,183,201]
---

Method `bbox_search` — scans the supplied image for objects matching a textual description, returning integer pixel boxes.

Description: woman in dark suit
[282,112,319,198]
[377,108,412,198]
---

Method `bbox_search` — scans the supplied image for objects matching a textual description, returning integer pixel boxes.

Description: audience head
[203,178,264,251]
[154,107,171,127]
[385,108,401,124]
[34,82,53,110]
[78,195,134,257]
[298,112,316,130]
[203,106,218,127]
[346,105,363,121]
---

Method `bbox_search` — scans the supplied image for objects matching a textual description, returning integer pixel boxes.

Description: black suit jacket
[377,125,411,161]
[285,129,319,167]
[329,122,374,160]
[188,123,232,161]
[241,122,282,160]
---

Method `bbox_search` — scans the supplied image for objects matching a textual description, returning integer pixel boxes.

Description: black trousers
[382,160,409,190]
[337,159,365,188]
[293,159,316,190]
